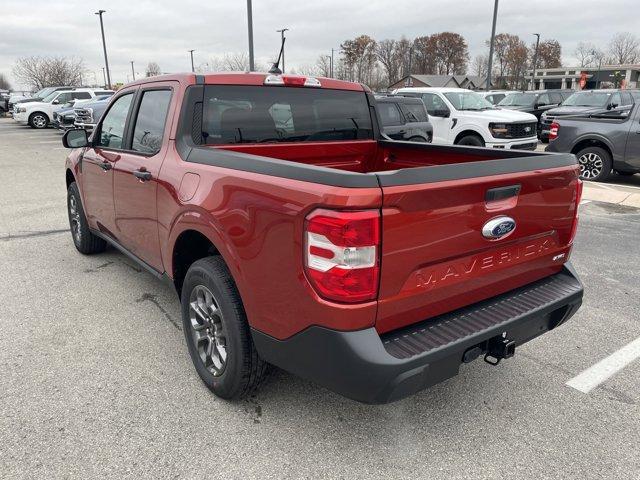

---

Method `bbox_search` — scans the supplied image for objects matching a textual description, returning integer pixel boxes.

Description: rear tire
[181,256,268,400]
[28,112,49,129]
[576,146,612,182]
[67,182,107,254]
[456,134,485,147]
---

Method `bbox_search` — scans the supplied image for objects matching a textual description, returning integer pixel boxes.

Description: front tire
[67,182,107,254]
[181,256,268,400]
[28,112,49,129]
[576,146,612,182]
[456,134,485,147]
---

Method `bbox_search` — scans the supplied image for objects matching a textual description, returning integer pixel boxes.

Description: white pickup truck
[13,88,113,129]
[393,87,539,150]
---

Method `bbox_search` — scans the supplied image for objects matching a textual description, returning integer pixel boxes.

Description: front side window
[498,93,536,107]
[72,92,92,100]
[202,85,373,144]
[131,89,172,154]
[421,93,449,115]
[97,93,134,149]
[378,102,403,126]
[537,94,551,106]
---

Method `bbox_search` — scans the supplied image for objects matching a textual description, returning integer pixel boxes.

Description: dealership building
[526,64,640,90]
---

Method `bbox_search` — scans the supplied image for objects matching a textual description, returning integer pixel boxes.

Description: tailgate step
[382,270,583,360]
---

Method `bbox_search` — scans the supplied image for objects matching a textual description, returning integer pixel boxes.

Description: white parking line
[580,200,591,205]
[566,336,640,393]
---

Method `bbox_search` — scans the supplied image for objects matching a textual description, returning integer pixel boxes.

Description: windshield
[202,85,373,144]
[443,92,493,111]
[562,92,611,107]
[34,87,55,99]
[498,93,536,107]
[41,91,62,103]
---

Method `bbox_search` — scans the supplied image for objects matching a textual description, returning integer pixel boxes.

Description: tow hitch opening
[483,336,516,366]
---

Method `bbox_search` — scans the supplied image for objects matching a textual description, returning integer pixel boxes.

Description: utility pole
[95,10,111,89]
[531,33,540,90]
[130,61,135,81]
[486,0,499,91]
[331,48,335,77]
[405,46,414,86]
[276,28,289,73]
[246,0,255,71]
[101,67,107,88]
[188,50,195,72]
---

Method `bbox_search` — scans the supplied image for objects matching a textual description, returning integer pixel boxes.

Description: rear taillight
[304,209,380,303]
[569,179,583,243]
[549,122,560,141]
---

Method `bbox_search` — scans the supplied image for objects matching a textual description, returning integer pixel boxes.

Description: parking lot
[1,117,639,479]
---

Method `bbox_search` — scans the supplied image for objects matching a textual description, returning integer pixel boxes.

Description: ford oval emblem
[482,216,516,240]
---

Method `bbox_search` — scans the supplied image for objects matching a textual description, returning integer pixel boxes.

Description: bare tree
[0,73,11,90]
[145,62,161,77]
[608,32,640,64]
[314,55,331,77]
[340,35,378,83]
[472,54,488,79]
[13,56,84,90]
[574,42,597,67]
[376,39,398,84]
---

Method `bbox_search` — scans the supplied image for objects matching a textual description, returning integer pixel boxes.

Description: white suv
[13,88,114,129]
[393,87,539,150]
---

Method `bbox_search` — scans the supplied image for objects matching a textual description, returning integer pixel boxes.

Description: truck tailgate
[375,154,580,334]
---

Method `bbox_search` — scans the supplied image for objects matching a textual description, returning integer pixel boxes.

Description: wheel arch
[570,136,614,159]
[454,129,486,145]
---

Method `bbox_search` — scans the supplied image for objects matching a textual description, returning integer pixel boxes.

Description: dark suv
[498,89,573,136]
[539,89,635,142]
[375,95,433,142]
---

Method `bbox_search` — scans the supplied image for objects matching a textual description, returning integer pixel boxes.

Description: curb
[582,183,640,208]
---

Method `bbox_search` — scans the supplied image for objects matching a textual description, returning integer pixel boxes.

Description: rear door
[374,148,580,334]
[378,102,406,140]
[112,83,175,271]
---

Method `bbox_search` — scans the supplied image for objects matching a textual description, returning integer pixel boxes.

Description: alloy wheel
[189,285,228,376]
[32,115,47,128]
[68,194,82,243]
[578,152,603,180]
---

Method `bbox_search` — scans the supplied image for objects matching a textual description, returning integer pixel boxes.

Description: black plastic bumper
[252,263,583,404]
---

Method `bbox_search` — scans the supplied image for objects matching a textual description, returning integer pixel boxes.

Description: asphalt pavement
[0,118,639,479]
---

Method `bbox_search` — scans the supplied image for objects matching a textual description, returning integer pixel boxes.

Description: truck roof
[122,72,366,92]
[395,87,476,94]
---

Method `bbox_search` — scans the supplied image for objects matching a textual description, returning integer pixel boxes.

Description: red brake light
[304,209,380,303]
[549,122,560,141]
[264,75,321,87]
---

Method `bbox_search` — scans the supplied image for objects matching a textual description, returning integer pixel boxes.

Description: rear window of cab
[201,85,373,144]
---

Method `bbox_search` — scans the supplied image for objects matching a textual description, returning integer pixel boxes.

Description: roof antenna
[269,36,286,74]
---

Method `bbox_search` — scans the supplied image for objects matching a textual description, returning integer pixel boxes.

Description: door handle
[98,161,112,171]
[133,169,152,181]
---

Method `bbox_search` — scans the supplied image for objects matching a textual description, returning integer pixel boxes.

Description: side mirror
[52,99,59,105]
[63,129,89,149]
[607,103,618,110]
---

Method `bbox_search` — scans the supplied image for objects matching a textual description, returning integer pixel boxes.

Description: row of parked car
[375,86,640,181]
[8,86,113,131]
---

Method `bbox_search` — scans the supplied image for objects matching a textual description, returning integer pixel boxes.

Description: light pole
[188,50,195,72]
[101,67,107,88]
[331,48,335,77]
[486,0,499,91]
[95,10,111,89]
[130,61,135,81]
[246,0,255,71]
[276,28,289,73]
[405,46,414,86]
[531,33,540,90]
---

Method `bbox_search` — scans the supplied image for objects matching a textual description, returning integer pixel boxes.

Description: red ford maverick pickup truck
[63,72,583,403]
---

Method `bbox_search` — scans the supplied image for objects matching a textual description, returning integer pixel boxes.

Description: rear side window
[97,93,134,149]
[378,102,403,126]
[72,92,92,100]
[131,89,172,154]
[202,85,373,144]
[402,102,428,122]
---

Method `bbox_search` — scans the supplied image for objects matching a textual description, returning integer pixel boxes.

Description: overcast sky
[1,0,638,89]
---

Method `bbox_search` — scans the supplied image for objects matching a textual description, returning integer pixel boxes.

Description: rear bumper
[252,263,583,404]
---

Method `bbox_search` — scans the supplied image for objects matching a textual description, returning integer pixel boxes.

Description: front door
[421,93,452,144]
[80,91,136,235]
[623,106,640,171]
[112,86,174,271]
